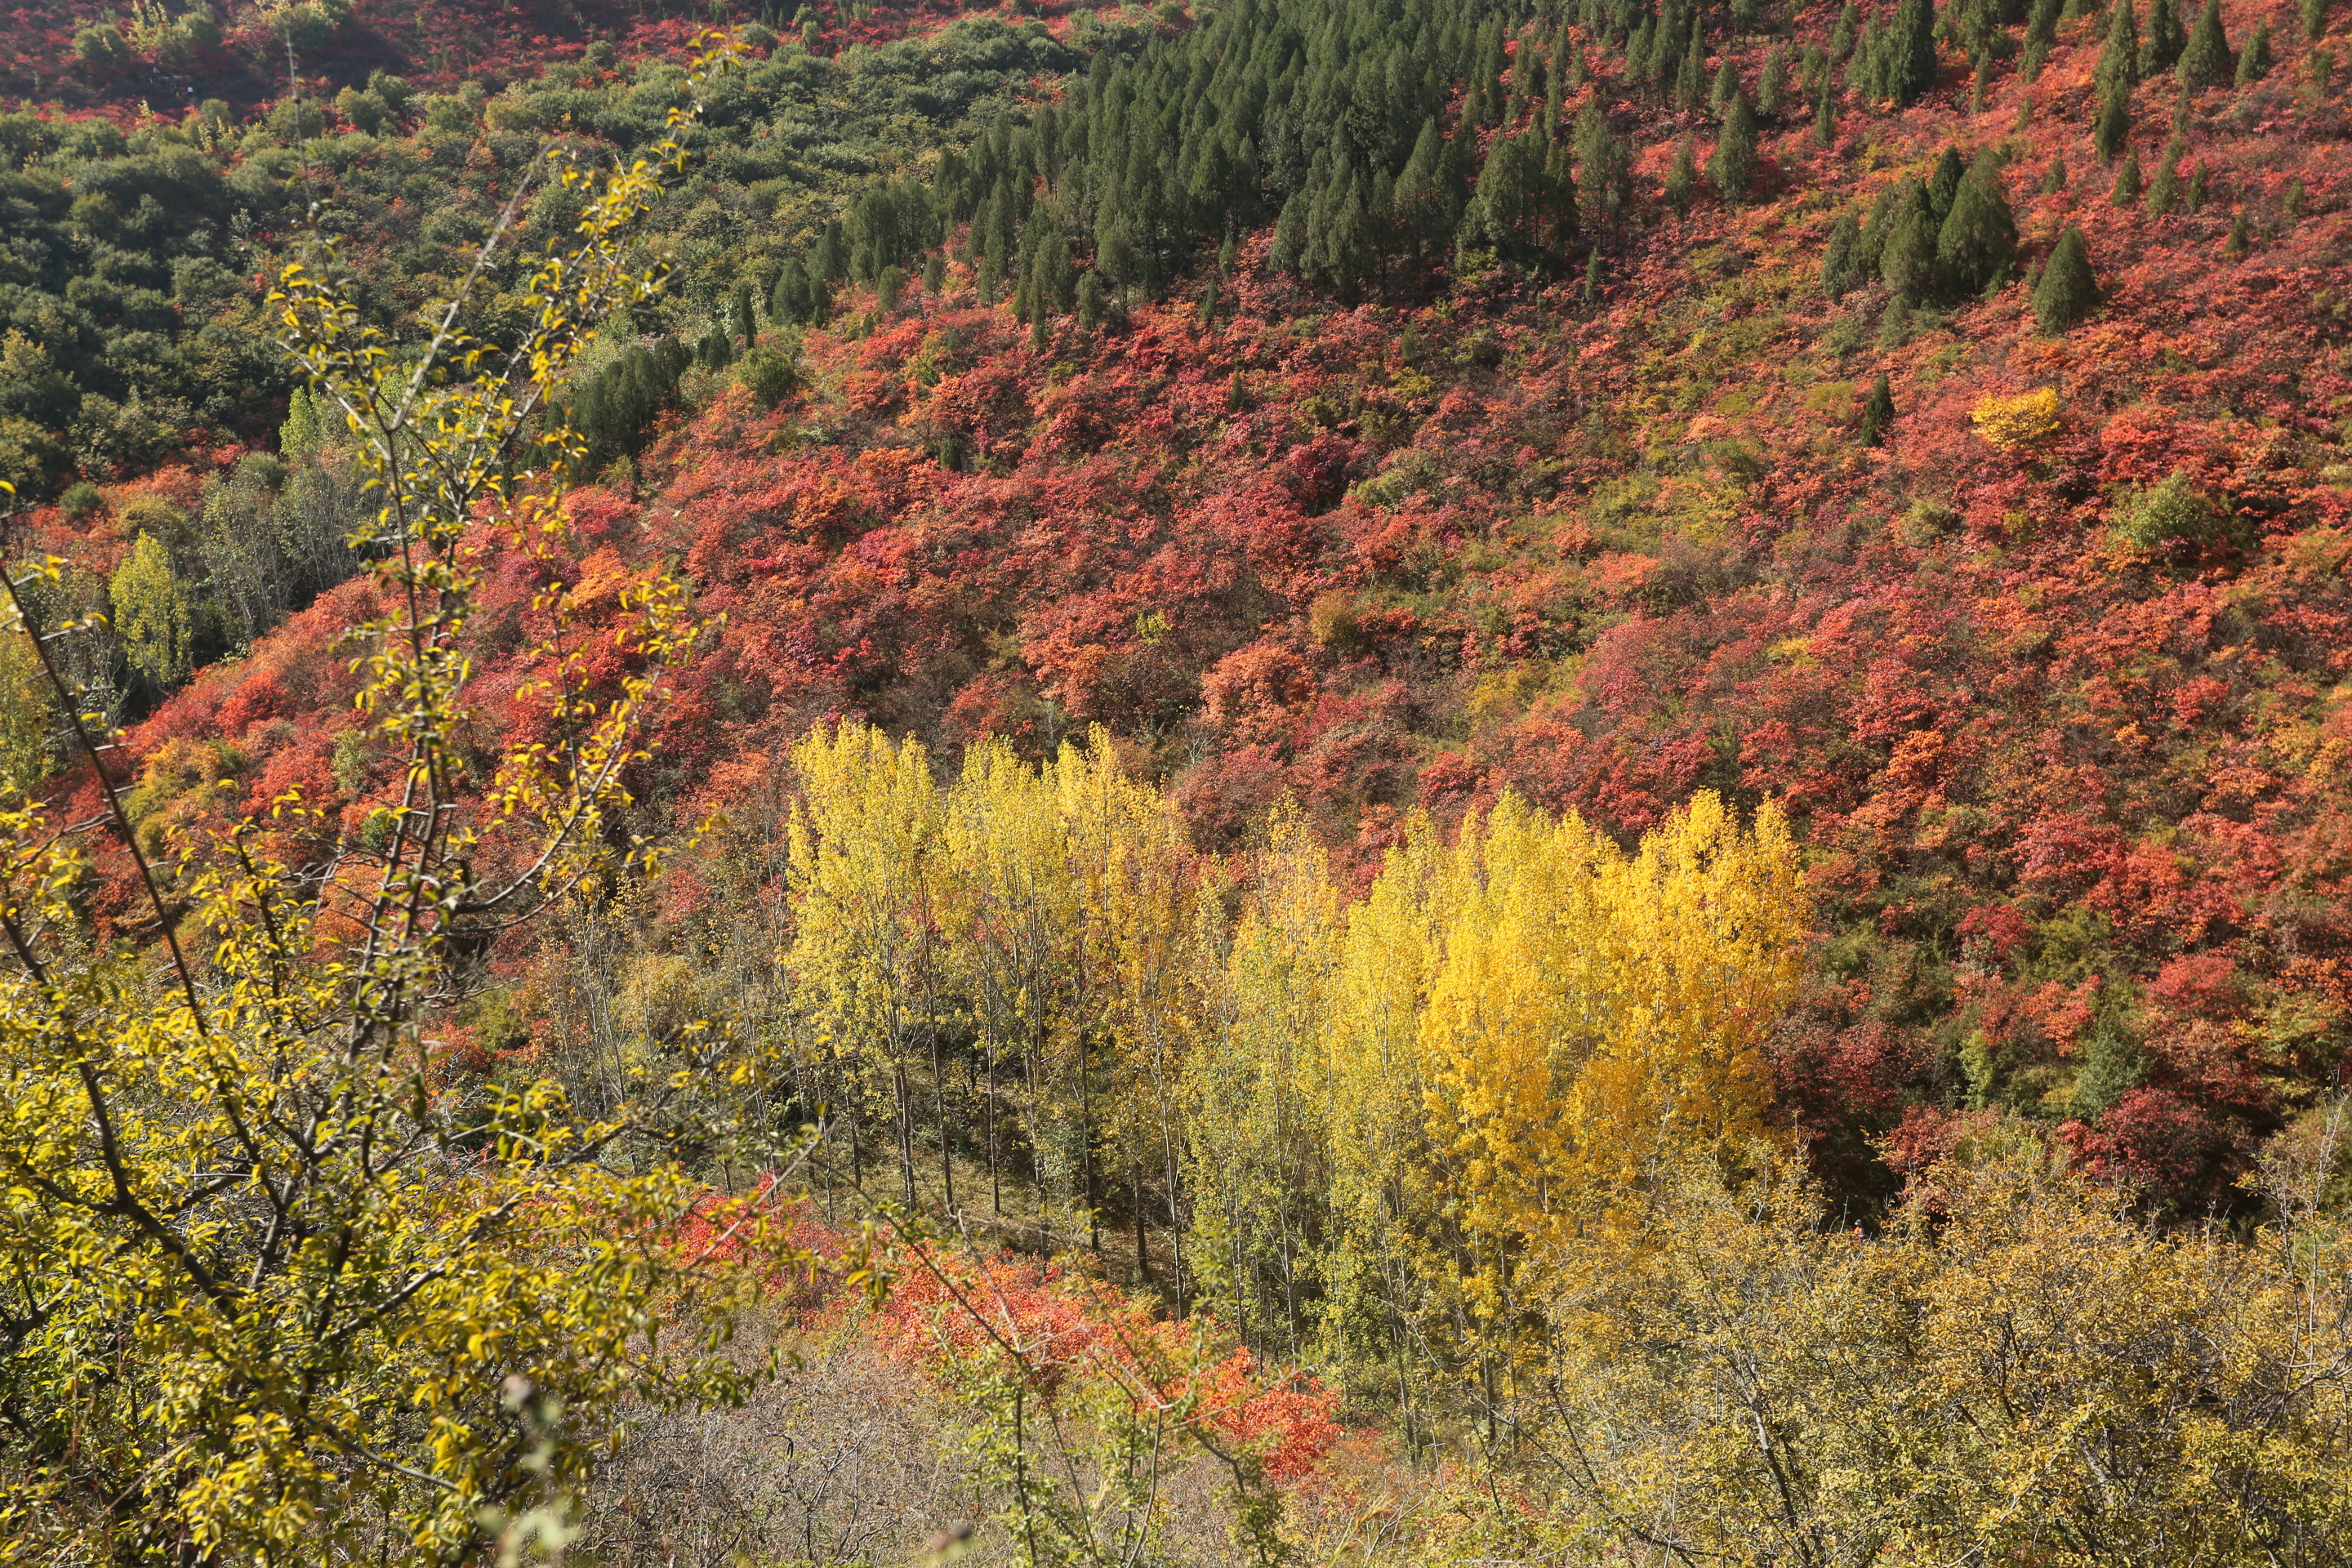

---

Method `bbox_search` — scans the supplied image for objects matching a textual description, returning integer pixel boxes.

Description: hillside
[7,0,2352,1557]
[34,0,2347,1208]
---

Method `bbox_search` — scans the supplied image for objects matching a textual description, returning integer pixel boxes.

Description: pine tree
[734,281,758,342]
[1815,84,1838,145]
[2145,135,2185,211]
[1667,132,1699,214]
[2042,154,2067,192]
[2032,225,2099,331]
[2185,159,2209,207]
[1821,209,1864,297]
[1938,152,2019,292]
[1891,0,1940,104]
[1583,245,1604,305]
[2023,0,2063,77]
[1759,42,1791,115]
[1927,144,1967,221]
[2094,76,2132,161]
[2096,0,2143,91]
[1676,24,1708,109]
[1971,47,1993,110]
[1880,185,1941,301]
[2177,0,2231,86]
[1710,94,1761,200]
[2110,145,2143,203]
[2145,0,2186,70]
[2305,0,2330,43]
[2225,207,2251,256]
[1712,58,1742,117]
[2234,16,2272,81]
[1860,371,1895,443]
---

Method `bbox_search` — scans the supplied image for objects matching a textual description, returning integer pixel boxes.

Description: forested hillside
[4,0,2352,1561]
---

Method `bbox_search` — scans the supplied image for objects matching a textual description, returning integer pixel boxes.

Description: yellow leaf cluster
[1971,386,2062,450]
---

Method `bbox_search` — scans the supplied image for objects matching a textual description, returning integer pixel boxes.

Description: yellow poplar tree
[786,720,948,1209]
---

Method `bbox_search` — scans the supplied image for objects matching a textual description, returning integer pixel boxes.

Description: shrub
[2113,471,2239,550]
[1971,388,2062,450]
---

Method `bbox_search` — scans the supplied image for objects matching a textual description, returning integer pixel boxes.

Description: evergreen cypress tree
[1833,0,1862,58]
[1395,118,1446,258]
[2177,0,2232,85]
[1676,24,1708,109]
[2225,207,2251,256]
[1271,190,1307,274]
[1712,58,1742,117]
[923,252,946,296]
[770,259,812,324]
[2042,154,2067,192]
[1937,152,2019,292]
[812,221,847,283]
[1759,42,1791,115]
[1076,268,1107,331]
[1881,185,1941,301]
[1584,245,1604,305]
[2111,146,2143,203]
[2185,159,2208,207]
[2023,0,2062,78]
[2094,77,2132,161]
[2145,135,2185,211]
[2096,0,2143,91]
[2234,17,2271,81]
[1822,209,1864,297]
[2145,0,2185,70]
[1667,133,1699,213]
[1815,84,1838,145]
[1710,94,1761,200]
[2304,0,2329,42]
[1860,371,1895,443]
[2032,225,2099,330]
[1891,0,1940,104]
[1971,47,1993,111]
[734,282,758,342]
[1928,145,1967,220]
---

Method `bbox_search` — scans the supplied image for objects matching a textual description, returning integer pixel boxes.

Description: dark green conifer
[734,282,758,342]
[2185,159,2208,207]
[1822,209,1863,297]
[1880,185,1940,301]
[1971,47,1993,110]
[1584,245,1604,305]
[2145,136,2184,211]
[1938,152,2019,292]
[1712,58,1742,117]
[2145,0,2185,70]
[1815,84,1838,145]
[1667,132,1699,214]
[1676,24,1708,109]
[1891,0,1940,104]
[2042,154,2067,192]
[2225,207,2251,255]
[2093,77,2132,161]
[1759,42,1791,115]
[2177,0,2231,85]
[1710,95,1761,200]
[1928,145,1967,220]
[2304,0,2329,42]
[1860,372,1895,443]
[2023,0,2063,76]
[2096,0,2142,91]
[2110,146,2143,203]
[2032,225,2099,331]
[2234,17,2271,81]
